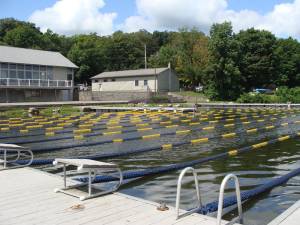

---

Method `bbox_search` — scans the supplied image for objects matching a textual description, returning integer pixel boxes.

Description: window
[17,64,24,70]
[0,70,8,78]
[112,78,116,82]
[1,63,8,69]
[9,64,16,70]
[94,80,98,83]
[25,64,32,70]
[135,80,139,86]
[104,79,107,82]
[40,66,46,71]
[67,74,72,80]
[33,65,39,71]
[144,80,148,86]
[40,71,46,80]
[25,71,32,79]
[9,70,17,78]
[18,71,24,79]
[33,72,39,79]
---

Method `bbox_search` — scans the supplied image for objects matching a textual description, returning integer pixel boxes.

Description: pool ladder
[0,144,33,170]
[175,167,243,225]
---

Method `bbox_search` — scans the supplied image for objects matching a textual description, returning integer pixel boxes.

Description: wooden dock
[0,167,234,225]
[82,106,194,113]
[268,200,300,225]
[0,100,129,109]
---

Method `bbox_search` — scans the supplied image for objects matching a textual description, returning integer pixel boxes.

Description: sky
[0,0,299,38]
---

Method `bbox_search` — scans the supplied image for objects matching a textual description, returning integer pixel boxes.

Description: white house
[0,45,78,102]
[91,67,179,92]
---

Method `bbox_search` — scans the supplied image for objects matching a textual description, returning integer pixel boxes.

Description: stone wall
[79,91,153,101]
[0,89,72,103]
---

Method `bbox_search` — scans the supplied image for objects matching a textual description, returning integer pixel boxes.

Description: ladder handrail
[216,174,243,225]
[0,146,33,170]
[175,167,202,219]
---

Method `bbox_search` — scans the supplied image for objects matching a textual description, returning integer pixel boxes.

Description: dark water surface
[3,110,300,225]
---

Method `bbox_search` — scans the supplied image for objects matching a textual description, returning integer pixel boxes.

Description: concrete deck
[0,167,233,225]
[268,200,300,225]
[0,101,129,109]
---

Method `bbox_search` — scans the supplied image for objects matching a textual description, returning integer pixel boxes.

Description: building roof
[0,45,78,68]
[91,68,169,79]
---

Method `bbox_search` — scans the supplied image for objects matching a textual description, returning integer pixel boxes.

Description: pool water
[1,109,300,225]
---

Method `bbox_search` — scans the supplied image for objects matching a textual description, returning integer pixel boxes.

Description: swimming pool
[1,108,300,225]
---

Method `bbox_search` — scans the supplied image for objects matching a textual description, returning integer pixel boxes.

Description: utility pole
[168,62,171,92]
[144,44,147,69]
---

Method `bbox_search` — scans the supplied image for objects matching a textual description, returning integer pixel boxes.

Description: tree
[0,18,31,40]
[40,30,71,55]
[204,22,242,100]
[3,24,43,48]
[149,28,209,88]
[274,38,300,87]
[105,31,145,71]
[236,28,277,91]
[67,34,107,83]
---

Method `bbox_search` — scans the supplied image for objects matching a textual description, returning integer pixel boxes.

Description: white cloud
[29,0,117,35]
[28,0,300,38]
[122,0,300,38]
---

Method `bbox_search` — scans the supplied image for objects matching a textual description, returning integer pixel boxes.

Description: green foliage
[274,38,300,87]
[40,106,80,117]
[149,28,209,88]
[3,24,43,48]
[236,29,277,91]
[67,34,107,83]
[276,87,300,103]
[237,87,300,103]
[204,22,242,100]
[0,108,26,119]
[237,93,280,103]
[1,17,300,102]
[149,95,170,103]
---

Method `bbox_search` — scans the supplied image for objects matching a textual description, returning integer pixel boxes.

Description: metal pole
[88,170,92,196]
[63,164,66,188]
[5,88,8,103]
[144,44,147,69]
[154,68,157,94]
[168,62,171,92]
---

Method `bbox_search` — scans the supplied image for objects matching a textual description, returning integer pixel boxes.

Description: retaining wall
[79,91,154,102]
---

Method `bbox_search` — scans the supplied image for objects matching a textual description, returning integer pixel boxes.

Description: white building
[91,67,179,92]
[0,45,78,102]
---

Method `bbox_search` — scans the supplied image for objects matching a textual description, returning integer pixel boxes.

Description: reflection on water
[2,111,300,225]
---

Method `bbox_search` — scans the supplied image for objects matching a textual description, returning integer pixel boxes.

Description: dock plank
[268,200,300,225]
[0,167,235,225]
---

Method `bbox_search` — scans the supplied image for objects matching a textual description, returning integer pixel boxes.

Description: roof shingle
[91,68,169,79]
[0,45,78,68]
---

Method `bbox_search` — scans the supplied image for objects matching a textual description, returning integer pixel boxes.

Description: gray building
[91,67,179,92]
[0,45,78,103]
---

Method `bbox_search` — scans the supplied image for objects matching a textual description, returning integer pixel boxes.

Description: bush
[237,93,280,103]
[276,87,300,103]
[149,95,170,103]
[0,108,26,118]
[237,87,300,103]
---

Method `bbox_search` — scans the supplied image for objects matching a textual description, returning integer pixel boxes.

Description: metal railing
[217,174,243,225]
[0,144,33,170]
[0,78,73,88]
[175,167,202,219]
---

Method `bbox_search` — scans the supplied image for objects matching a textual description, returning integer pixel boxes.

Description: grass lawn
[0,106,80,119]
